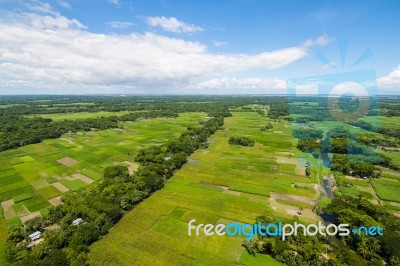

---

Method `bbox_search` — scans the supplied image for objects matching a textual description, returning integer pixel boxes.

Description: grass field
[90,112,319,265]
[26,111,132,121]
[0,112,206,262]
[371,177,400,203]
[362,116,400,128]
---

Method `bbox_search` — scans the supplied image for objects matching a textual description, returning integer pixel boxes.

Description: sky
[0,0,399,95]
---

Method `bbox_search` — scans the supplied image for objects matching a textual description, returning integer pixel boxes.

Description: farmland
[1,95,400,265]
[89,112,320,265]
[26,111,132,121]
[0,112,206,262]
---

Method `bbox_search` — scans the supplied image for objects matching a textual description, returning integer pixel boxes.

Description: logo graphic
[287,40,381,167]
[188,219,383,241]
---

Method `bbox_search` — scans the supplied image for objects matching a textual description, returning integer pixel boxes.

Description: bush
[228,136,255,146]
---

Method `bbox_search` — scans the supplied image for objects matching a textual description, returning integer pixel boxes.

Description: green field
[90,112,320,265]
[382,151,400,167]
[0,112,206,262]
[362,116,400,128]
[26,111,132,121]
[371,177,400,203]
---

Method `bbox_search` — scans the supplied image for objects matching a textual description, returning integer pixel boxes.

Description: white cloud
[108,0,120,6]
[106,21,134,29]
[0,12,326,94]
[377,65,400,94]
[194,77,286,94]
[303,33,331,48]
[27,0,57,15]
[213,40,227,47]
[145,16,204,33]
[58,1,72,9]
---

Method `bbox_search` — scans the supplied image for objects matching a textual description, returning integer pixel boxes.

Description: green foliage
[292,129,323,140]
[249,196,400,266]
[297,139,321,152]
[104,165,129,179]
[228,136,255,146]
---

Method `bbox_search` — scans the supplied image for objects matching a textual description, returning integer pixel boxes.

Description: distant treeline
[5,116,225,265]
[0,111,177,152]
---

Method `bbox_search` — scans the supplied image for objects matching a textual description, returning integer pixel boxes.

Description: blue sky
[0,0,399,94]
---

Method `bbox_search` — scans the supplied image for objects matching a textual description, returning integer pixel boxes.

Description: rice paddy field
[26,111,132,121]
[0,112,206,262]
[362,116,400,128]
[89,112,320,266]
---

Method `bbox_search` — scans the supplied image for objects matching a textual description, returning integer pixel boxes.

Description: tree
[305,162,311,177]
[228,136,255,146]
[357,237,369,259]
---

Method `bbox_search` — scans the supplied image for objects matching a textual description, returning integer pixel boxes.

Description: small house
[29,231,41,241]
[72,218,84,226]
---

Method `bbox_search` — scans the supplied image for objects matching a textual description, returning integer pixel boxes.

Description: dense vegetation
[295,126,397,176]
[4,116,224,265]
[228,136,255,147]
[244,196,400,266]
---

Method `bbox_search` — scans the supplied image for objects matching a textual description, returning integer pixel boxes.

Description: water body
[323,177,333,198]
[321,153,331,168]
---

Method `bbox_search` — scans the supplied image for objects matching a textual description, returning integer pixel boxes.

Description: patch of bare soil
[48,196,63,206]
[52,182,69,193]
[71,173,94,184]
[20,211,41,224]
[57,157,79,167]
[123,161,139,175]
[270,192,315,205]
[1,199,16,219]
[276,156,298,165]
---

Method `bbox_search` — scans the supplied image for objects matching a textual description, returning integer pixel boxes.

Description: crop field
[362,116,400,128]
[308,120,377,135]
[26,111,132,121]
[90,112,320,265]
[0,112,206,261]
[371,176,400,203]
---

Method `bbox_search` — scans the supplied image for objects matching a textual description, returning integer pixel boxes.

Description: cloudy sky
[0,0,399,95]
